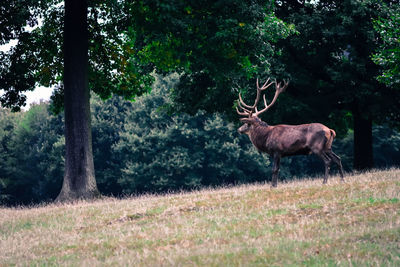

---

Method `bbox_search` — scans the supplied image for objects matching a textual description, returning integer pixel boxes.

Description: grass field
[1,169,399,266]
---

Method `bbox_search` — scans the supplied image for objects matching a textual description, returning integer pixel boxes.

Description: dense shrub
[113,76,269,194]
[0,103,64,205]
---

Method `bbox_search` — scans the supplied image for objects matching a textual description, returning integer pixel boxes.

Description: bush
[114,75,269,194]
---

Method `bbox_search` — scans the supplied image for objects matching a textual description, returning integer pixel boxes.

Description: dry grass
[1,169,399,266]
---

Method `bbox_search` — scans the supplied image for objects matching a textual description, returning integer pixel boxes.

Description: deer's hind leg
[326,150,344,181]
[318,152,332,184]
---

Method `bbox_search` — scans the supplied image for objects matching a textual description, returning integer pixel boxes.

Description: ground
[1,169,399,266]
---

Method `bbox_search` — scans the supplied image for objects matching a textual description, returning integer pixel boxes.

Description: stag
[236,78,344,187]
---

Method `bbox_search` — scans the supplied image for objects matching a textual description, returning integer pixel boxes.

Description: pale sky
[24,86,54,108]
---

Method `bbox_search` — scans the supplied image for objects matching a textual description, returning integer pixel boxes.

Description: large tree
[1,0,153,202]
[0,0,290,201]
[275,0,400,170]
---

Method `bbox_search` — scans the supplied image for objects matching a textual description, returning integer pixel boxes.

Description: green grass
[1,169,399,266]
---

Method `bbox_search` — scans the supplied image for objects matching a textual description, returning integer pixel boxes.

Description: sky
[0,84,53,111]
[1,41,53,110]
[24,86,54,108]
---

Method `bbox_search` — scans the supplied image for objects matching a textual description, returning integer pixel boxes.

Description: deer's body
[243,120,333,156]
[237,78,344,187]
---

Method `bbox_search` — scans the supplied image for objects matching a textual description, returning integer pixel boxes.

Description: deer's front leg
[271,154,281,187]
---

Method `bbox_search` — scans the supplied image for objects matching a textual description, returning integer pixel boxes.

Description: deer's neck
[249,124,272,152]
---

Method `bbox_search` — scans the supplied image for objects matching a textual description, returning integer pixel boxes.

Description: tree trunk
[56,0,99,202]
[353,110,374,171]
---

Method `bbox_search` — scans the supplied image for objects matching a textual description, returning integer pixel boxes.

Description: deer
[236,78,344,187]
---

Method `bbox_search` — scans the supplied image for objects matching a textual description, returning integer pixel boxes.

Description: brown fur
[238,117,344,187]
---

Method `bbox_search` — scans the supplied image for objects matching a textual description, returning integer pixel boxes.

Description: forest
[1,0,400,205]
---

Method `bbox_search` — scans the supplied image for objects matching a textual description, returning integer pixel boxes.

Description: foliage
[0,0,53,109]
[0,0,154,112]
[0,109,21,202]
[275,0,391,125]
[372,4,400,89]
[90,95,133,194]
[128,0,295,115]
[0,103,64,204]
[372,125,400,167]
[1,0,293,115]
[113,75,269,194]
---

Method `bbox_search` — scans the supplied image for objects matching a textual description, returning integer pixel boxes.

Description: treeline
[1,76,400,205]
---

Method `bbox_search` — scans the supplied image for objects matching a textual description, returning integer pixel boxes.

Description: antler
[236,78,289,118]
[236,78,274,117]
[253,79,288,117]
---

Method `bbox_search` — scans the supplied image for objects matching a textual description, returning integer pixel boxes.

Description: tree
[275,0,400,170]
[1,0,153,202]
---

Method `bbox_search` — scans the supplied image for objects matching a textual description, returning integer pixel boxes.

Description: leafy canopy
[1,0,294,114]
[1,0,154,111]
[274,0,400,130]
[128,0,295,113]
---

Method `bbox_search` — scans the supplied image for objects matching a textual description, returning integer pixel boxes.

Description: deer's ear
[240,118,253,124]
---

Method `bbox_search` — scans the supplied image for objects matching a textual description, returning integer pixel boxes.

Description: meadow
[1,169,399,266]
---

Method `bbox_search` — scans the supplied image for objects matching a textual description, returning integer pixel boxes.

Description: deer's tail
[325,129,336,150]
